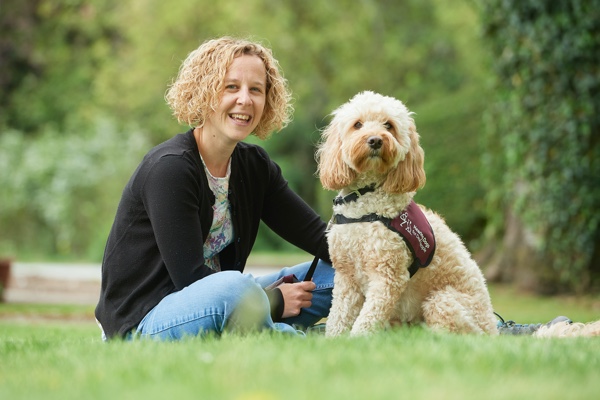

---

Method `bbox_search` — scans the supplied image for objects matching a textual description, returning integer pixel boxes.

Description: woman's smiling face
[204,54,267,144]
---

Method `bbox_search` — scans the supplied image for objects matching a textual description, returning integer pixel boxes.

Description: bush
[479,0,600,290]
[0,117,149,259]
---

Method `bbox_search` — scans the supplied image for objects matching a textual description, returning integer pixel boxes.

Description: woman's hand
[278,281,316,318]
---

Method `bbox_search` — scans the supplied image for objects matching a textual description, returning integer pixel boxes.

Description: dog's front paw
[349,325,374,336]
[350,318,385,336]
[325,321,350,337]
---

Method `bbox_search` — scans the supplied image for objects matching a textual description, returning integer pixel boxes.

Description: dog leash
[304,238,325,281]
[304,186,377,282]
[265,228,326,287]
[303,217,333,281]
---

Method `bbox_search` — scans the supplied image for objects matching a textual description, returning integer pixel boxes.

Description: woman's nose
[237,89,252,105]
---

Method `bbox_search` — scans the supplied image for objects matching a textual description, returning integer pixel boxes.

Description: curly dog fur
[317,92,498,336]
[318,91,600,338]
[317,91,498,336]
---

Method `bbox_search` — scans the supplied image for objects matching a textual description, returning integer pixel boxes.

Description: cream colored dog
[317,91,600,338]
[317,91,497,336]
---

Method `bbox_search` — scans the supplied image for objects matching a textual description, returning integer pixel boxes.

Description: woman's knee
[209,271,266,305]
[206,271,272,332]
[137,271,270,339]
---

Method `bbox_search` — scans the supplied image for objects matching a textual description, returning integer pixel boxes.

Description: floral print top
[200,154,234,272]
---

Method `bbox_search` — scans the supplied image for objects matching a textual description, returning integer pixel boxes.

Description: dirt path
[2,262,278,305]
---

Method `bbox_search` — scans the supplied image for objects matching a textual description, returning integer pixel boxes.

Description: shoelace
[495,312,542,335]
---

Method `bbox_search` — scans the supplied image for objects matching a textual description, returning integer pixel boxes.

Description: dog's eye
[383,122,393,130]
[354,121,363,129]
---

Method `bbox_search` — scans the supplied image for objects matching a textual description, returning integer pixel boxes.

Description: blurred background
[0,0,598,294]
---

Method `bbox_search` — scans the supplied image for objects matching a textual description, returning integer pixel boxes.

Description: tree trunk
[0,258,11,302]
[483,207,600,294]
[483,209,552,294]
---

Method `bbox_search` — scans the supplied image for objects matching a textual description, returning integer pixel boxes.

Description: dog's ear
[317,120,356,190]
[383,120,426,193]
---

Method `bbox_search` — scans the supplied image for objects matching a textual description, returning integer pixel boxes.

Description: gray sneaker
[495,312,572,335]
[305,322,327,335]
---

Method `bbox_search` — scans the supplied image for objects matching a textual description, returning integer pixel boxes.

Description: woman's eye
[354,121,363,129]
[383,122,392,130]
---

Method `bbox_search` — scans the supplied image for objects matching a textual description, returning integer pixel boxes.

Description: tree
[0,0,121,134]
[96,0,487,219]
[1,0,491,259]
[0,0,142,258]
[478,0,600,293]
[0,0,40,128]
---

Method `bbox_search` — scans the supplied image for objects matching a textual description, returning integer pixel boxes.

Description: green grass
[1,323,599,400]
[488,284,600,324]
[1,286,599,400]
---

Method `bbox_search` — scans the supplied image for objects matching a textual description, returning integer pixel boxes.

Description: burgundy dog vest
[332,200,436,277]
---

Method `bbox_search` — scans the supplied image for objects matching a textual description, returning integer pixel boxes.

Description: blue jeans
[134,260,334,340]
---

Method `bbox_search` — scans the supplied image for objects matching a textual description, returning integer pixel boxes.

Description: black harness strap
[331,204,436,278]
[305,186,437,281]
[333,185,377,206]
[333,213,381,224]
[305,185,378,281]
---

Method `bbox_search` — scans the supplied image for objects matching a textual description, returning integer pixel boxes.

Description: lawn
[1,285,599,400]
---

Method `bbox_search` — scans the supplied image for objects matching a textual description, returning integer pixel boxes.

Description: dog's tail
[534,320,600,338]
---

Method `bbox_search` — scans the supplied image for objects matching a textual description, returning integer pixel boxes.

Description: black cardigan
[95,129,329,339]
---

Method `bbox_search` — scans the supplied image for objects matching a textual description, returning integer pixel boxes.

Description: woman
[95,37,333,341]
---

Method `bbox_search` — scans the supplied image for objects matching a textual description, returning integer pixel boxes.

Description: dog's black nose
[367,136,383,150]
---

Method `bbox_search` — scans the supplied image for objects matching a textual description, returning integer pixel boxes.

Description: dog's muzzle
[367,136,383,150]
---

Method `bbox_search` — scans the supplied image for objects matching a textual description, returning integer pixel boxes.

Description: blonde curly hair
[165,37,293,139]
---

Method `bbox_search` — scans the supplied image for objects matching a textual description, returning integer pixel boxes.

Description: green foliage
[97,0,488,189]
[415,87,488,243]
[0,0,121,134]
[1,0,490,258]
[479,0,600,289]
[0,119,149,259]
